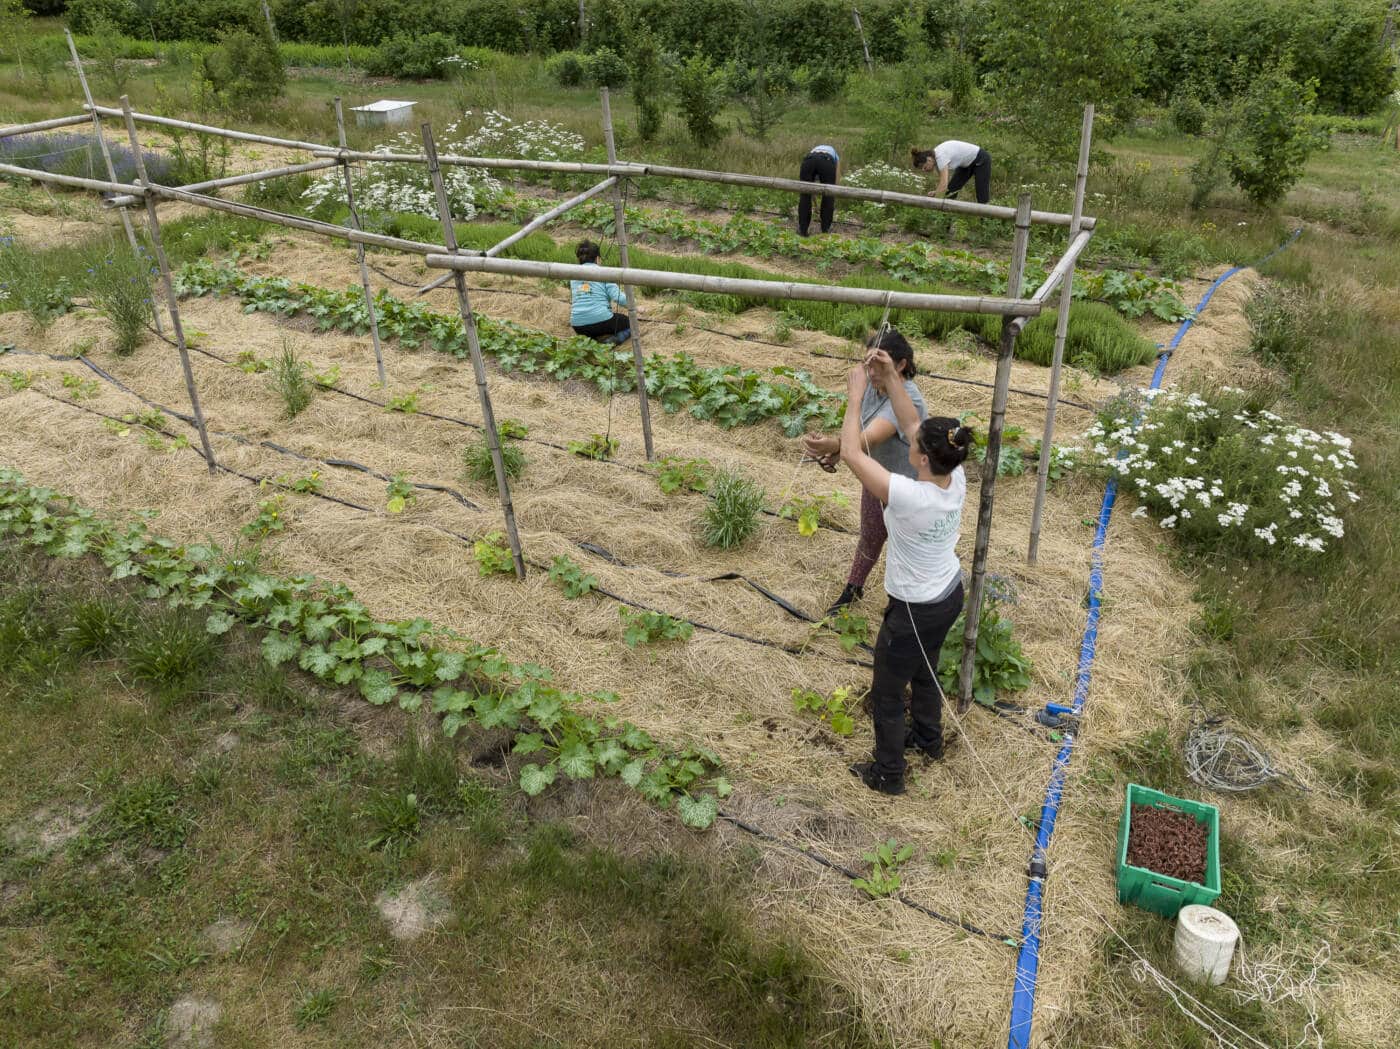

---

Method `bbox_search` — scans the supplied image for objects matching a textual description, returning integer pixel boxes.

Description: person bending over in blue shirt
[570,240,634,344]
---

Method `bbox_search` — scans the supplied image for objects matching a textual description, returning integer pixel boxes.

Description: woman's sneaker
[848,761,905,796]
[825,584,863,618]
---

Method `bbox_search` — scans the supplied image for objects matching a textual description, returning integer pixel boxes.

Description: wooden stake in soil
[1028,104,1094,565]
[66,30,165,336]
[600,88,656,461]
[852,7,874,73]
[335,98,387,386]
[959,194,1033,712]
[420,122,526,579]
[117,96,216,475]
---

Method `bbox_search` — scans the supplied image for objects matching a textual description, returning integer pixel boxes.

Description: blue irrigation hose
[1005,228,1301,1049]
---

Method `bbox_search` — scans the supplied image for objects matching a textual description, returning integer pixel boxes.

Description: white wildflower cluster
[843,162,927,208]
[1082,386,1360,557]
[300,109,584,221]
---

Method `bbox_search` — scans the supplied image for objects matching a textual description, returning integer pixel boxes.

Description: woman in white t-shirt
[838,349,971,796]
[911,140,993,204]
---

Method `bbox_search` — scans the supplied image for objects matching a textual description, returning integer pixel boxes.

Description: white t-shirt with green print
[882,467,965,603]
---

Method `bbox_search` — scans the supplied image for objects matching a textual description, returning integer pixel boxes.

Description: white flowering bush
[1085,386,1359,557]
[301,111,583,222]
[842,162,927,208]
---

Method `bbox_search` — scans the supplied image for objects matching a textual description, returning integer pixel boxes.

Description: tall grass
[271,340,315,418]
[89,250,156,357]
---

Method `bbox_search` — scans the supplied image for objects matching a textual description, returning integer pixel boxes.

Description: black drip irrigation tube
[718,811,1018,946]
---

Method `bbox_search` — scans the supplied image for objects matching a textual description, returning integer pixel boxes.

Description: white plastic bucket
[1173,904,1240,985]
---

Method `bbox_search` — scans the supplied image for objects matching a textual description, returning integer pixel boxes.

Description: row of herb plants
[175,260,844,435]
[479,196,1193,323]
[0,469,731,828]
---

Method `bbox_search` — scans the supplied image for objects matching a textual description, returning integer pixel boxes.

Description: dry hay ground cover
[0,220,1306,1046]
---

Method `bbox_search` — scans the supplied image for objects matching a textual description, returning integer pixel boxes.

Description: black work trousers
[573,313,631,341]
[945,148,992,204]
[798,151,838,235]
[869,582,965,779]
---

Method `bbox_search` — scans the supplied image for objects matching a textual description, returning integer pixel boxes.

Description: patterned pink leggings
[847,488,888,587]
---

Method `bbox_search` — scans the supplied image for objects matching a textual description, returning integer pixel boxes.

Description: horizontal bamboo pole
[86,104,332,154]
[1030,228,1095,303]
[315,149,1094,229]
[424,254,1043,316]
[418,175,618,295]
[311,147,645,179]
[106,157,340,208]
[0,113,95,138]
[139,183,446,255]
[0,161,143,196]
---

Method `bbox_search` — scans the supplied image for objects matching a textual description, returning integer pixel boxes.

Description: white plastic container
[1173,904,1240,985]
[351,100,417,128]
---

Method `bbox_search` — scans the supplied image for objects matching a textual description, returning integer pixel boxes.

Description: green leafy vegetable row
[176,261,843,436]
[484,196,1193,322]
[0,468,730,828]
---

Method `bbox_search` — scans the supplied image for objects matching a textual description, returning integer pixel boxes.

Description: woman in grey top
[802,328,927,616]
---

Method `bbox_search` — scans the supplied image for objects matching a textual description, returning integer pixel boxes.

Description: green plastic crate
[1116,783,1221,918]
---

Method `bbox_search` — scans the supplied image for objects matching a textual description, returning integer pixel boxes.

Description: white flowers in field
[843,162,927,207]
[1084,386,1360,557]
[301,110,584,222]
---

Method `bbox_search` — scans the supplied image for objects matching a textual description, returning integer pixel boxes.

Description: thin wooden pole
[259,0,279,43]
[118,96,217,475]
[852,7,873,73]
[600,88,655,461]
[335,98,387,386]
[425,254,1039,316]
[421,122,525,579]
[0,163,142,195]
[1028,105,1094,565]
[66,30,165,336]
[86,104,332,153]
[959,193,1033,712]
[416,175,617,296]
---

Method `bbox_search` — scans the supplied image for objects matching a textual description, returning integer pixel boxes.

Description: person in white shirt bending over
[912,140,992,204]
[838,348,972,796]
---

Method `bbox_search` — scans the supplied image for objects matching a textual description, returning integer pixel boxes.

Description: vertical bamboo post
[334,98,387,386]
[852,8,873,73]
[959,193,1032,712]
[118,96,217,475]
[66,29,165,337]
[259,0,279,43]
[600,87,655,461]
[421,122,526,579]
[1028,104,1094,564]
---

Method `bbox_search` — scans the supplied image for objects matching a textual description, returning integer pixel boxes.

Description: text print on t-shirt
[917,507,962,544]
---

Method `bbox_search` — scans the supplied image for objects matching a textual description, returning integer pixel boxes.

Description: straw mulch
[0,229,1236,1047]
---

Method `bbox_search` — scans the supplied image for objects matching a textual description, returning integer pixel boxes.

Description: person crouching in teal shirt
[570,240,633,344]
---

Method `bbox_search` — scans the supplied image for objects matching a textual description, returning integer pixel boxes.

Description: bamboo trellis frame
[4,77,1100,707]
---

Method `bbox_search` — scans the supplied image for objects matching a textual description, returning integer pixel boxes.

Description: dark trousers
[798,152,837,235]
[946,148,992,204]
[573,313,630,341]
[870,583,965,779]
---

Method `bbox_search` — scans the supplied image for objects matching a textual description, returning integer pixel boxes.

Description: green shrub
[585,46,628,88]
[1014,303,1158,374]
[936,48,975,111]
[629,28,665,141]
[801,63,846,103]
[271,341,315,419]
[547,50,586,86]
[89,250,156,357]
[701,468,764,548]
[1246,281,1319,374]
[1169,88,1208,135]
[675,54,726,148]
[203,24,285,107]
[1226,66,1325,208]
[367,32,460,79]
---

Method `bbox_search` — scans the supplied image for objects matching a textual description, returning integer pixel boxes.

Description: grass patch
[460,433,524,482]
[701,467,765,549]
